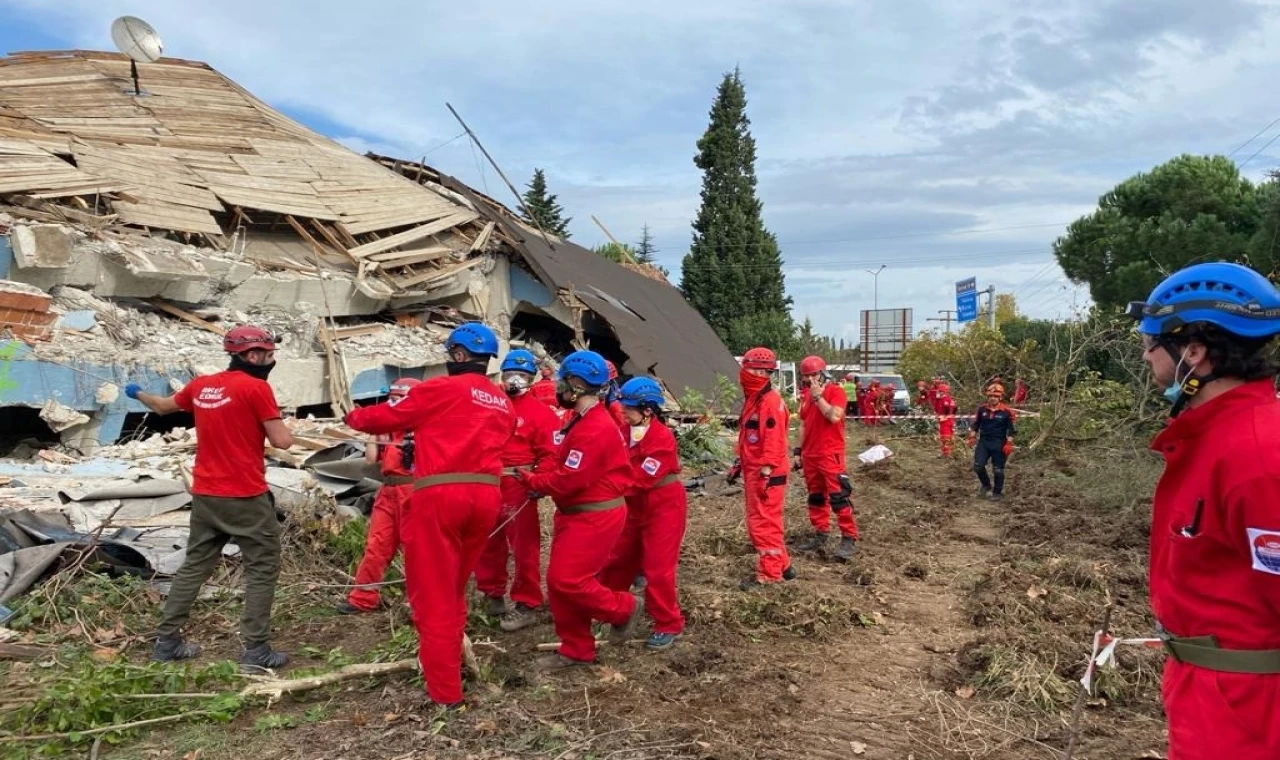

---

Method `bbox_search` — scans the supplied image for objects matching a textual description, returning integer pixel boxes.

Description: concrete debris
[38,398,90,432]
[94,382,119,405]
[10,224,73,269]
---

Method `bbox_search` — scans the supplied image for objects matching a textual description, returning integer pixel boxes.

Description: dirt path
[766,452,1017,760]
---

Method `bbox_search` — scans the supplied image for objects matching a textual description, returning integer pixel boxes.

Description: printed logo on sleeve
[1248,528,1280,574]
[641,457,661,476]
[565,449,584,470]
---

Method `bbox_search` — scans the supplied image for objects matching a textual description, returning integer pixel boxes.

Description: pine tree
[636,224,658,264]
[680,68,794,354]
[521,168,572,239]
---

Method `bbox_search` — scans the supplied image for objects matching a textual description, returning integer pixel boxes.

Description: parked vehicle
[844,373,911,416]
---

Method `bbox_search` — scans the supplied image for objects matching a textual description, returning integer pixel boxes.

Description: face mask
[1164,352,1190,404]
[503,372,531,396]
[229,353,275,381]
[446,360,488,376]
[739,368,769,395]
[629,423,649,446]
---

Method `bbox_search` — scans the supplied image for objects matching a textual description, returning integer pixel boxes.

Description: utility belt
[652,473,680,490]
[558,497,625,515]
[383,475,415,486]
[1159,624,1280,674]
[413,473,501,491]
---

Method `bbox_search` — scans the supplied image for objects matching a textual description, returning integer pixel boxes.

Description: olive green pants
[157,493,281,647]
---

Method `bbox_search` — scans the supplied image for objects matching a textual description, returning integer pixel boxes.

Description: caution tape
[850,410,1041,421]
[1080,631,1163,694]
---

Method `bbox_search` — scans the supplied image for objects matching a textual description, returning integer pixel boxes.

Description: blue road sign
[956,277,978,323]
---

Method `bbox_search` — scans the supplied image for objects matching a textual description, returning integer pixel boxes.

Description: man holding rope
[1129,262,1280,759]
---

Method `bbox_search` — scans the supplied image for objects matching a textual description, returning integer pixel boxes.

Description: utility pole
[928,309,956,333]
[866,265,886,312]
[985,285,997,328]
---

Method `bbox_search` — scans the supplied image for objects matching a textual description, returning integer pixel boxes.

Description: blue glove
[124,383,142,400]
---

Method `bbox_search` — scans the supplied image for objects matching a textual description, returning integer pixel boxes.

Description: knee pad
[992,467,1004,476]
[807,492,826,507]
[829,492,851,509]
[973,463,986,473]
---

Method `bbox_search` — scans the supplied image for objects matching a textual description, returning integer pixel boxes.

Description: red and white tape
[1080,631,1162,694]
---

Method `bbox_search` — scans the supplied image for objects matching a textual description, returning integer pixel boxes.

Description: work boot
[798,532,830,552]
[536,652,594,670]
[151,634,201,662]
[485,595,507,618]
[782,565,797,581]
[988,492,1004,502]
[499,603,539,632]
[834,536,858,562]
[335,600,373,615]
[240,644,289,673]
[977,485,991,498]
[632,574,648,591]
[610,597,646,643]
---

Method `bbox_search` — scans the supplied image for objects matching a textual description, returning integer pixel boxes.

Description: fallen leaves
[850,740,867,754]
[1026,585,1049,600]
[954,685,976,699]
[597,666,627,684]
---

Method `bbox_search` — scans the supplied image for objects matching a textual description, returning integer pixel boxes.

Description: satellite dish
[109,16,163,96]
[110,16,164,63]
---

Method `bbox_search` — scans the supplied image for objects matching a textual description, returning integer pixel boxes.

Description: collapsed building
[0,49,739,455]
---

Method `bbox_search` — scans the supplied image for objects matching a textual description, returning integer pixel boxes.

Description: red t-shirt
[174,370,280,498]
[800,382,847,457]
[378,431,411,477]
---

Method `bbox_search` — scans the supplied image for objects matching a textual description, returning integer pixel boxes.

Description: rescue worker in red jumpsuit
[600,377,687,651]
[915,379,930,409]
[343,322,514,708]
[475,349,561,632]
[130,325,294,672]
[967,383,1015,500]
[1012,378,1029,405]
[936,382,957,457]
[517,350,645,668]
[603,359,627,427]
[735,347,795,590]
[794,356,857,561]
[337,377,421,614]
[1128,262,1280,760]
[865,380,884,426]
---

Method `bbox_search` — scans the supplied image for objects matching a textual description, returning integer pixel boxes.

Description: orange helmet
[741,347,778,371]
[987,383,1005,398]
[799,355,826,375]
[936,382,951,394]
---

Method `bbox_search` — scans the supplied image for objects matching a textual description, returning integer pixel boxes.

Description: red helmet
[798,355,826,375]
[936,382,951,394]
[223,325,276,354]
[389,377,422,397]
[605,360,619,380]
[741,347,778,371]
[987,383,1005,398]
[845,373,855,381]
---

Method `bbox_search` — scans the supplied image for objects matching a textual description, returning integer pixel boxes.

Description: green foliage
[673,375,739,466]
[896,325,1041,403]
[325,517,370,575]
[7,571,152,636]
[521,168,572,239]
[636,224,658,264]
[7,658,242,754]
[1054,154,1267,310]
[592,241,638,264]
[680,68,795,353]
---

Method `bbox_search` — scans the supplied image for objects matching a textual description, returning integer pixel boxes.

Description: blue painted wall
[510,265,554,308]
[0,234,11,280]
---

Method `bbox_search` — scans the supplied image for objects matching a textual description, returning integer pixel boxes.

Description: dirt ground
[12,431,1171,760]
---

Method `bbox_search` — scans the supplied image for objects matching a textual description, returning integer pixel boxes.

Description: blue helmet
[501,349,538,374]
[558,350,610,387]
[446,321,499,356]
[1128,262,1280,339]
[619,377,664,407]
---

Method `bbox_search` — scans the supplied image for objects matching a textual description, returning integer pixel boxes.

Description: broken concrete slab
[56,309,96,331]
[38,398,90,432]
[9,224,72,269]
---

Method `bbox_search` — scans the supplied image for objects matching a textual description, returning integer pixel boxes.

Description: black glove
[400,431,416,472]
[726,459,742,485]
[791,447,801,457]
[838,473,853,498]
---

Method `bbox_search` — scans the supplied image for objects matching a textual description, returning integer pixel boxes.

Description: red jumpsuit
[937,395,956,457]
[344,375,514,706]
[346,432,413,611]
[799,382,856,539]
[865,384,883,427]
[475,391,561,610]
[739,385,792,582]
[601,420,687,635]
[857,385,871,424]
[522,403,636,663]
[608,399,627,428]
[1149,380,1280,759]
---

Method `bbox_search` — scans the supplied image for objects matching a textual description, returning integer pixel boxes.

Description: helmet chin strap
[1162,344,1216,417]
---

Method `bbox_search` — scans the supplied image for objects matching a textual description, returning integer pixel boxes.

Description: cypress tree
[521,168,572,239]
[680,68,793,354]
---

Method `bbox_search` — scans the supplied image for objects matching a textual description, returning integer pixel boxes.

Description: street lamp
[865,265,886,311]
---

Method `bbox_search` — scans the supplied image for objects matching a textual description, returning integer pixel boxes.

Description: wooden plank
[341,208,459,236]
[331,323,389,339]
[391,256,486,289]
[469,221,497,252]
[147,298,228,335]
[366,246,453,265]
[211,187,339,220]
[195,170,320,194]
[347,211,480,258]
[28,182,130,199]
[310,220,354,258]
[112,200,223,235]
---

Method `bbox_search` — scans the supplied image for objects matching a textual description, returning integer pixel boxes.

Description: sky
[3,0,1280,344]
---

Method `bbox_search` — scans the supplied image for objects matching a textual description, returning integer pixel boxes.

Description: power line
[679,247,1052,273]
[1237,129,1280,173]
[1227,116,1280,160]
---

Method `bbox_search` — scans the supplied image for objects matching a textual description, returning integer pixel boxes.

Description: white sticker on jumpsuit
[553,432,565,445]
[641,457,661,476]
[565,449,584,469]
[1247,528,1280,575]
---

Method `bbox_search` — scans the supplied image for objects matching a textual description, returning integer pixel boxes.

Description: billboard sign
[859,308,913,373]
[956,277,978,323]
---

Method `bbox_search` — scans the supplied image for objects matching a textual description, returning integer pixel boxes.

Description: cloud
[2,0,1279,344]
